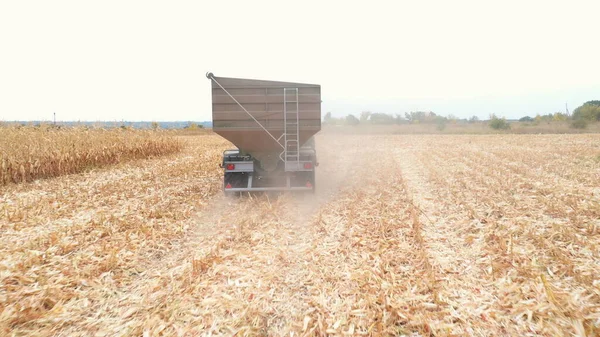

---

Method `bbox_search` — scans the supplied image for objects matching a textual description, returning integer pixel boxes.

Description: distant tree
[552,112,568,121]
[468,115,480,123]
[489,114,510,130]
[571,119,588,129]
[323,112,345,125]
[394,113,406,124]
[360,111,372,122]
[405,111,437,123]
[446,114,459,124]
[346,114,360,125]
[534,113,554,123]
[436,116,447,131]
[369,113,395,124]
[573,101,600,121]
[519,116,534,122]
[151,121,159,129]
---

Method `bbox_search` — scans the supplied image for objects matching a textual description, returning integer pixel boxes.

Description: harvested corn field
[0,126,182,186]
[1,132,600,336]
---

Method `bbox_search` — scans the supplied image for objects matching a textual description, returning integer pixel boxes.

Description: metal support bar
[225,186,313,192]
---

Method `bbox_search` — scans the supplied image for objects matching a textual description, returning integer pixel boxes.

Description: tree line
[323,100,599,129]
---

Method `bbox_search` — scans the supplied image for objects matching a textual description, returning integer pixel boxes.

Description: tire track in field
[133,133,362,273]
[395,145,504,336]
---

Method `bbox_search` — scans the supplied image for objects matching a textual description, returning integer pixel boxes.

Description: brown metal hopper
[208,74,321,154]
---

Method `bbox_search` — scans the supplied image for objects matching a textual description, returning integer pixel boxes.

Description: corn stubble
[1,133,600,336]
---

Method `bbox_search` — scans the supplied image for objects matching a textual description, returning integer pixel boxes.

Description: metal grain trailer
[206,72,321,194]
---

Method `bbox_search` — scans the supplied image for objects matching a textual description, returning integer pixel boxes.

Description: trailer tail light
[304,162,312,169]
[225,183,232,189]
[226,163,235,170]
[306,181,313,188]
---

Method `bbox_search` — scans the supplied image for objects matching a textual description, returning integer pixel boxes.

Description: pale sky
[1,0,599,122]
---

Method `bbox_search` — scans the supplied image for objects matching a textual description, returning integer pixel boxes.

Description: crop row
[0,126,182,186]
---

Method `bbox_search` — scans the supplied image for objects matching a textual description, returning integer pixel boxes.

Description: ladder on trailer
[283,88,300,171]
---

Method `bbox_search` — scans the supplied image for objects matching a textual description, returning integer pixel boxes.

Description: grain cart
[206,73,321,194]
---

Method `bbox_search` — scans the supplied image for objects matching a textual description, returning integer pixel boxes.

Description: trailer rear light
[304,162,312,169]
[225,183,232,189]
[306,181,313,188]
[226,163,235,170]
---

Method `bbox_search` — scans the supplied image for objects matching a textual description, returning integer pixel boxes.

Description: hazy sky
[1,0,599,122]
